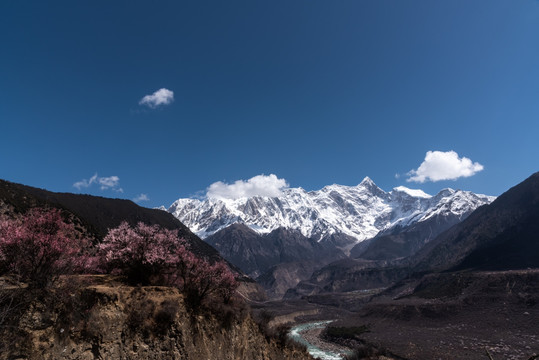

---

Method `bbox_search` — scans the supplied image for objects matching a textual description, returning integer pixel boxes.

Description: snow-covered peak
[360,176,375,186]
[434,188,456,199]
[167,178,495,243]
[392,186,432,199]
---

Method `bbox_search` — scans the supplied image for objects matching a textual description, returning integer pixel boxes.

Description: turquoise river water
[288,321,348,360]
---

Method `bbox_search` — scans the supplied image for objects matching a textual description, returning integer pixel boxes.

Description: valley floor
[356,298,539,360]
[254,269,539,360]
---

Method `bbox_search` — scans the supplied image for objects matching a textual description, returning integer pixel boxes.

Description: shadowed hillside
[413,171,539,272]
[290,172,539,297]
[0,179,219,260]
[206,223,346,298]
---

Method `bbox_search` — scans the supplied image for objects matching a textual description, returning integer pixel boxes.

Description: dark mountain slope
[290,172,539,297]
[206,223,346,298]
[205,223,274,277]
[351,209,471,261]
[0,179,218,259]
[413,171,539,272]
[264,227,345,265]
[256,261,319,299]
[206,224,345,279]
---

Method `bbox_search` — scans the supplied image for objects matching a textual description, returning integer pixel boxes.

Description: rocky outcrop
[1,277,311,360]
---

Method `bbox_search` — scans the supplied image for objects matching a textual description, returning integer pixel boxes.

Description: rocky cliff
[0,276,311,360]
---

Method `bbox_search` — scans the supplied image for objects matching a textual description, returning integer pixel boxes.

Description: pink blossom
[0,208,91,288]
[98,222,238,304]
[97,222,185,285]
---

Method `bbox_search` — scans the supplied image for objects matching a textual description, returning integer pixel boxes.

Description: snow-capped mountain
[167,177,495,244]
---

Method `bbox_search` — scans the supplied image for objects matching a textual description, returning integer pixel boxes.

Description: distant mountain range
[290,172,539,298]
[2,172,537,305]
[166,178,495,298]
[2,175,537,359]
[167,177,495,247]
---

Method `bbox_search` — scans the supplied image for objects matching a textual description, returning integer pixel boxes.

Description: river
[288,321,350,360]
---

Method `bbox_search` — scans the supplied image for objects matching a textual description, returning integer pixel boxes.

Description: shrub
[53,278,99,335]
[126,297,156,338]
[252,310,275,339]
[176,254,238,308]
[97,222,184,285]
[153,300,179,335]
[206,294,248,329]
[0,208,91,288]
[98,222,238,307]
[0,285,28,330]
[124,295,180,337]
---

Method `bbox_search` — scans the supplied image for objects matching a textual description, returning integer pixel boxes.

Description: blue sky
[1,1,538,207]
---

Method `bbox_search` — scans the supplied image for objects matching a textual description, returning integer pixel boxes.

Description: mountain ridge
[167,177,495,245]
[205,223,345,278]
[289,172,539,298]
[413,171,539,272]
[0,179,220,260]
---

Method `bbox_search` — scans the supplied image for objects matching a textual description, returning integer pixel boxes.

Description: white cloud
[407,150,484,183]
[139,88,174,108]
[207,174,289,200]
[73,173,98,190]
[132,194,150,203]
[73,173,123,192]
[97,176,122,191]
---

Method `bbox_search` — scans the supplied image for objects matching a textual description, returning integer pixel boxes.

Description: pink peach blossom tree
[174,250,238,306]
[0,208,90,288]
[98,221,184,285]
[98,222,238,305]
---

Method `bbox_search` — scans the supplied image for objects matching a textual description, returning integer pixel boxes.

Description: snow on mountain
[167,177,495,243]
[392,186,431,199]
